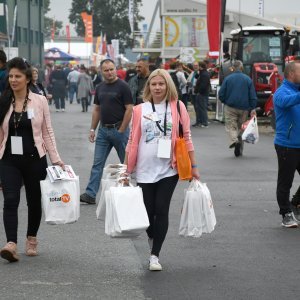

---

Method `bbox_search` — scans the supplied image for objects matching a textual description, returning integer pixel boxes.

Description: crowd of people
[34,58,217,122]
[0,48,299,271]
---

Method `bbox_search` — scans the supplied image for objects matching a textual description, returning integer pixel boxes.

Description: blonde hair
[142,69,178,102]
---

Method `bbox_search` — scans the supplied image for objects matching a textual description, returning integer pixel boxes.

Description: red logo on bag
[61,194,71,203]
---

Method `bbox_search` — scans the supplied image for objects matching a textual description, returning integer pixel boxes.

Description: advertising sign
[180,48,201,63]
[165,16,208,49]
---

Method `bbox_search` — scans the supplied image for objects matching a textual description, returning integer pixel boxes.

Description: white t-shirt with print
[136,101,177,183]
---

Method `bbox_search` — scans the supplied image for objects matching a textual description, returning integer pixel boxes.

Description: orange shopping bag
[176,101,192,180]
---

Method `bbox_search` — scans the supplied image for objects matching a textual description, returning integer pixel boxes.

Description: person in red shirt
[116,65,126,80]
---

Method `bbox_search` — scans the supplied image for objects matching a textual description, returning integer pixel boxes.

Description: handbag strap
[177,100,183,138]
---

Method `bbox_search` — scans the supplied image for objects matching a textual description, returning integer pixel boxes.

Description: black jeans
[275,145,300,216]
[138,174,178,257]
[191,95,200,124]
[81,97,88,112]
[197,94,209,126]
[181,93,188,108]
[0,153,47,243]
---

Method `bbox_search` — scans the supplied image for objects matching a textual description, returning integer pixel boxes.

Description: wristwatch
[90,129,95,132]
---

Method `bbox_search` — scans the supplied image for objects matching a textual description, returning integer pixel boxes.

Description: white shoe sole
[149,264,162,271]
[281,222,298,228]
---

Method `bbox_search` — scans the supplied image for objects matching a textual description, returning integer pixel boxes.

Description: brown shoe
[0,242,19,262]
[26,236,38,256]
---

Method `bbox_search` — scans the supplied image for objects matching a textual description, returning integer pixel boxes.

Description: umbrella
[44,47,78,61]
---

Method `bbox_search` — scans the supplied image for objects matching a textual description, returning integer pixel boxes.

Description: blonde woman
[125,69,200,271]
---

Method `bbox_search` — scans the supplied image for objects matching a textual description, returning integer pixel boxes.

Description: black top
[194,69,211,96]
[29,82,47,97]
[94,79,133,125]
[5,111,38,155]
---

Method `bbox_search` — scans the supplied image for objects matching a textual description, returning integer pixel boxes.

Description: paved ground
[0,102,299,300]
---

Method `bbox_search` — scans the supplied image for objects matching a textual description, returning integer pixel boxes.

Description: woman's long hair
[0,57,32,126]
[142,69,178,102]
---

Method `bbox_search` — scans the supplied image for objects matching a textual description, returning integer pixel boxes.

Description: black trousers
[0,153,47,243]
[275,145,300,215]
[138,174,178,257]
[81,97,88,112]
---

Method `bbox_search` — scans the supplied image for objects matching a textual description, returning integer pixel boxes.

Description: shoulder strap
[177,100,183,138]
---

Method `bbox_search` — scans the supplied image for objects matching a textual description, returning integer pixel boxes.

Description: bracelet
[90,129,95,132]
[191,164,198,168]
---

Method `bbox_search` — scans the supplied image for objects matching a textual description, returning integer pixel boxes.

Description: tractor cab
[229,25,285,76]
[290,30,300,57]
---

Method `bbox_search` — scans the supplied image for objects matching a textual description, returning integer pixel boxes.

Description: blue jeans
[85,127,129,198]
[68,83,77,103]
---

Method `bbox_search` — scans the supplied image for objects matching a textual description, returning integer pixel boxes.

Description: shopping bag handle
[187,178,204,191]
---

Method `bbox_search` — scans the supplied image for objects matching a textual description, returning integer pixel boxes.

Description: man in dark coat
[194,61,211,128]
[49,65,68,112]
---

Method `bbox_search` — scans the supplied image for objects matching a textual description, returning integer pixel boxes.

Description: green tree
[69,0,144,52]
[44,0,63,37]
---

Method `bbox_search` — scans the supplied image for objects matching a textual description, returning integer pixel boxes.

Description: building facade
[133,0,300,61]
[0,0,44,65]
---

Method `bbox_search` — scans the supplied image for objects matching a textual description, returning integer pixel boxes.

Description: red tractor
[221,25,286,113]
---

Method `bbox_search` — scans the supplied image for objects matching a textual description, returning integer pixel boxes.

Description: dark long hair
[0,57,32,126]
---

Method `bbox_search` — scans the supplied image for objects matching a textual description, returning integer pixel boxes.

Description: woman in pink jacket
[0,57,64,263]
[125,69,200,271]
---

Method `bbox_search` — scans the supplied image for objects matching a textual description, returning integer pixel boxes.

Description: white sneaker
[149,255,162,271]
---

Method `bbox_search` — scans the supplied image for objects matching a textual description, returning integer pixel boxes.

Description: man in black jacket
[194,61,211,127]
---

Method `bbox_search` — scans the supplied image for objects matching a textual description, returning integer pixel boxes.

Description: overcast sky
[48,0,300,35]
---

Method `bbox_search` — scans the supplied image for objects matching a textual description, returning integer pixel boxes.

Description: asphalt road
[0,102,299,300]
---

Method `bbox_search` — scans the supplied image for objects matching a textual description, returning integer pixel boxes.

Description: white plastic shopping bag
[105,185,149,237]
[103,164,127,179]
[179,179,216,238]
[242,116,259,144]
[40,176,80,224]
[96,178,117,220]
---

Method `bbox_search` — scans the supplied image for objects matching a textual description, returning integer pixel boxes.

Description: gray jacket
[77,73,93,99]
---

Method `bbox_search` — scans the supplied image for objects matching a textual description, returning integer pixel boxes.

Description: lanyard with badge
[151,100,171,159]
[10,96,29,155]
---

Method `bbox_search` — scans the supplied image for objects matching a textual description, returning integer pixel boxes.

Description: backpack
[170,71,182,99]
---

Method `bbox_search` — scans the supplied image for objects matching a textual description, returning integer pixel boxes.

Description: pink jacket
[126,100,194,173]
[0,91,61,163]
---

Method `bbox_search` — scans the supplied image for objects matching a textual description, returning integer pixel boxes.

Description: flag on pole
[11,5,18,45]
[207,0,222,58]
[128,0,134,34]
[111,39,119,61]
[258,0,264,18]
[51,18,56,43]
[98,32,103,54]
[81,12,93,43]
[101,33,107,55]
[95,35,101,54]
[66,25,71,53]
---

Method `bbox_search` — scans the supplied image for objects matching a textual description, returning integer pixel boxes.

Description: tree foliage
[44,0,63,37]
[69,0,144,52]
